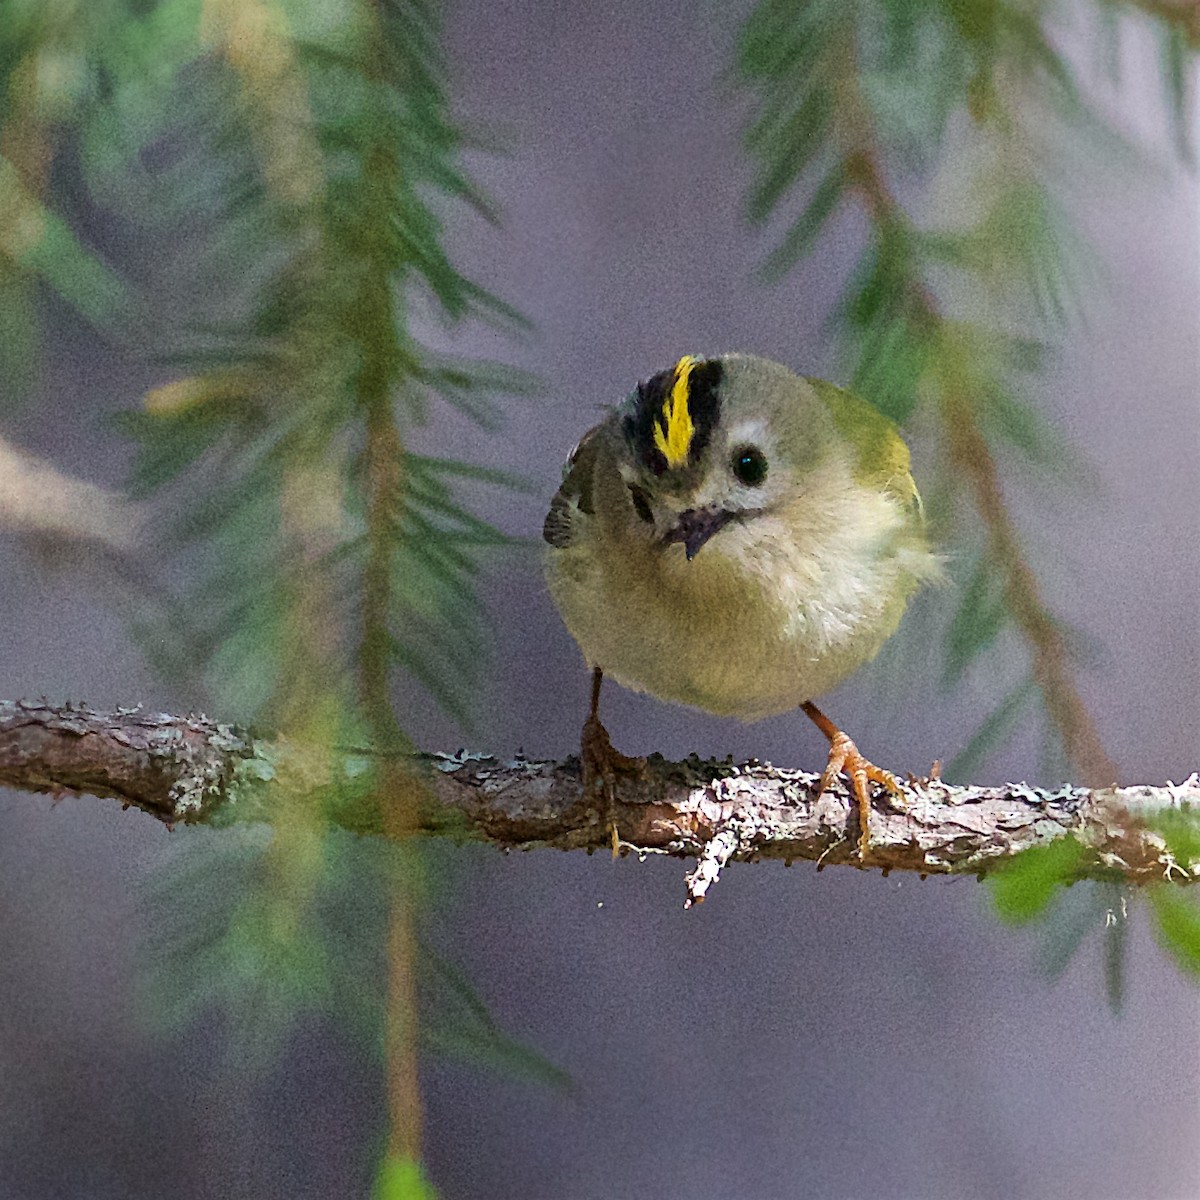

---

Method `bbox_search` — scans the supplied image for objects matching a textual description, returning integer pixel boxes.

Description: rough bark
[1,700,1197,905]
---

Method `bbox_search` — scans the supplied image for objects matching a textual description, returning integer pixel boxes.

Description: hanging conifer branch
[831,51,1120,787]
[737,5,1127,787]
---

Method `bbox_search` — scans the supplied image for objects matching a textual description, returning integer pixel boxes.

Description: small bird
[543,353,940,857]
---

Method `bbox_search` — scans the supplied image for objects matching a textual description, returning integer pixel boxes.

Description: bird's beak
[664,508,733,560]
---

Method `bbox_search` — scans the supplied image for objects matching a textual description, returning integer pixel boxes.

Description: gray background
[1,1,1198,1197]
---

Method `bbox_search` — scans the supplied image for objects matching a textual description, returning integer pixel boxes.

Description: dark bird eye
[731,446,768,487]
[628,485,654,524]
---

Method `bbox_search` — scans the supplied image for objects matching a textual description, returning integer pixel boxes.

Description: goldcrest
[544,353,940,855]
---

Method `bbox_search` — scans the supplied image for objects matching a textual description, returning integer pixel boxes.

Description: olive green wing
[805,377,922,518]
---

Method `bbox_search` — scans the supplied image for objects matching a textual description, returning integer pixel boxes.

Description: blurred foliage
[735,0,1185,782]
[419,940,574,1090]
[1147,807,1200,977]
[987,842,1130,1012]
[988,833,1088,926]
[374,1155,438,1200]
[142,828,567,1083]
[737,0,1197,1000]
[1149,885,1200,976]
[987,817,1200,1012]
[1040,880,1128,1013]
[0,0,547,1188]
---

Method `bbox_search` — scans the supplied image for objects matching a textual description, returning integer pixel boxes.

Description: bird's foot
[813,731,905,861]
[580,716,646,854]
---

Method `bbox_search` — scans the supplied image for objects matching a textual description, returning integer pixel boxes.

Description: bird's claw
[581,716,646,858]
[581,714,646,818]
[813,731,905,861]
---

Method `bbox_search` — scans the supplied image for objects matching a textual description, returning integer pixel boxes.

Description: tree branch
[2,701,1196,905]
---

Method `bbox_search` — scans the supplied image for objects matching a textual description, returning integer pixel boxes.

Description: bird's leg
[801,701,905,860]
[581,667,646,852]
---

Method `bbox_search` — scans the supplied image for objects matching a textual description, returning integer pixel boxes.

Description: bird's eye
[628,485,654,524]
[731,445,768,487]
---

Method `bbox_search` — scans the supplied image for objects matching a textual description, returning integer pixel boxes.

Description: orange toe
[813,730,904,860]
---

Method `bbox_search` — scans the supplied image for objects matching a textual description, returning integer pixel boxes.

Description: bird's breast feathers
[545,449,936,720]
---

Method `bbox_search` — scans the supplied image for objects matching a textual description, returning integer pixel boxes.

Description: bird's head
[616,353,829,559]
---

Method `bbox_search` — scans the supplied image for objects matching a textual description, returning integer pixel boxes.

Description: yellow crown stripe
[653,355,697,468]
